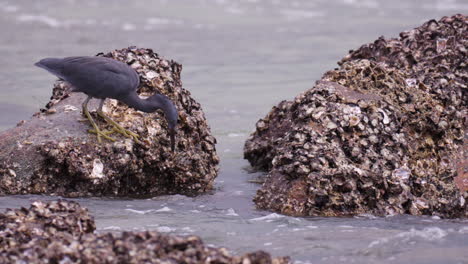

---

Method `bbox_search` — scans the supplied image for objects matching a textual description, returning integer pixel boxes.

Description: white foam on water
[458,226,468,234]
[295,261,313,264]
[146,17,184,26]
[250,213,284,221]
[125,208,156,215]
[289,217,302,222]
[368,227,448,248]
[155,206,172,212]
[181,227,195,233]
[368,237,389,248]
[156,226,176,233]
[17,14,61,28]
[228,133,245,137]
[355,213,378,219]
[226,208,239,216]
[396,227,447,241]
[421,219,435,223]
[101,226,121,231]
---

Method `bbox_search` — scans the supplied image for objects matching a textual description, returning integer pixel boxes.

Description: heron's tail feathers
[34,58,66,80]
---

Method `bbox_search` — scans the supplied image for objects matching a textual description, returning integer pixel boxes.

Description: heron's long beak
[170,128,176,152]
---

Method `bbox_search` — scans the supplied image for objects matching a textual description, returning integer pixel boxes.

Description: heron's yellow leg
[82,96,116,143]
[88,127,118,136]
[97,99,141,143]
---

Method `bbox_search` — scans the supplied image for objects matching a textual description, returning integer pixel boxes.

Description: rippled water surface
[0,0,467,263]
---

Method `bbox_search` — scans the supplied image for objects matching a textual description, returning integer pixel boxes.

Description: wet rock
[0,200,290,264]
[244,14,467,218]
[0,47,219,197]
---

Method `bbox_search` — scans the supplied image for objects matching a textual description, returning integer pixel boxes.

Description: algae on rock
[244,14,467,218]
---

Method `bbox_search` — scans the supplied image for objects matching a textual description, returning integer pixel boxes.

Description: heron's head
[149,94,178,151]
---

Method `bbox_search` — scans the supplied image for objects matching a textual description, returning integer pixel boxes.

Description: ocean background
[0,0,467,263]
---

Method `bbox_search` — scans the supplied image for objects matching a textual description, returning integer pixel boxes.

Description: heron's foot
[88,128,115,136]
[88,128,117,142]
[97,111,141,143]
[114,126,139,139]
[113,127,141,143]
[82,105,114,143]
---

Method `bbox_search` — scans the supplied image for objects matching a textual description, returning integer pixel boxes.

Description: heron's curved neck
[121,92,159,113]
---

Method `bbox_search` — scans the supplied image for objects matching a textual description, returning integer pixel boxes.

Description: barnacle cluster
[244,14,467,217]
[0,200,289,263]
[0,47,219,197]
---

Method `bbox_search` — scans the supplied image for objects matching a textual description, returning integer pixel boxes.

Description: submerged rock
[244,14,467,218]
[0,200,290,264]
[0,47,219,197]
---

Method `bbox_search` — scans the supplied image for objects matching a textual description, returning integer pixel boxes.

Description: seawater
[0,0,467,263]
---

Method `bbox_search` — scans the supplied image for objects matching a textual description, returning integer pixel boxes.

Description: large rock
[244,14,467,218]
[0,47,219,197]
[0,200,289,264]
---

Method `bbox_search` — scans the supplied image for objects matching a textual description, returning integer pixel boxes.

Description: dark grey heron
[35,56,178,151]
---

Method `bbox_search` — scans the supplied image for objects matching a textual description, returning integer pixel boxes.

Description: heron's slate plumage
[35,56,178,150]
[36,57,140,100]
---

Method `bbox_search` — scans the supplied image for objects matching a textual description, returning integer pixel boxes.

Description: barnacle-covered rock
[0,47,219,197]
[0,200,290,264]
[244,14,467,218]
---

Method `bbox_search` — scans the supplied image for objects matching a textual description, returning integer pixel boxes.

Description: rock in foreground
[244,14,467,218]
[0,47,219,197]
[0,200,289,264]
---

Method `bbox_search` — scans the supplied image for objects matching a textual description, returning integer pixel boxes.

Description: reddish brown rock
[245,14,467,218]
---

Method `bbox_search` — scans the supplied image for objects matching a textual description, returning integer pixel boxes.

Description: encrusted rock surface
[0,200,289,264]
[244,14,467,218]
[0,47,219,197]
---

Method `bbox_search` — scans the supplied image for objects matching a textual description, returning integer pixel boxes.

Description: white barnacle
[378,109,390,124]
[145,71,159,79]
[90,159,104,179]
[63,105,79,112]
